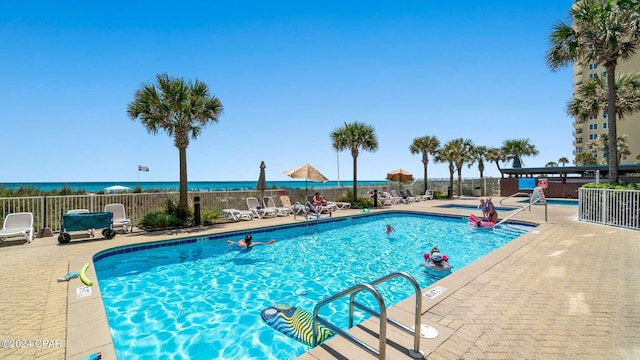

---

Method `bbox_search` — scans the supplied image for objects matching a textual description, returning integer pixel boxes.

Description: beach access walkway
[0,198,638,359]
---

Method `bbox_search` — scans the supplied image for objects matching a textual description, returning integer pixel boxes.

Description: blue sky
[1,1,575,183]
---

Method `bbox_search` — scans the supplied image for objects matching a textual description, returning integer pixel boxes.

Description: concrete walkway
[0,198,638,359]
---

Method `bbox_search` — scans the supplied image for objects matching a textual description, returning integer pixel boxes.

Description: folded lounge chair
[279,196,307,218]
[0,212,34,243]
[222,209,254,221]
[104,203,132,233]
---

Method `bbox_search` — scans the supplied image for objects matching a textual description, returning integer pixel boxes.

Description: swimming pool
[518,198,578,206]
[95,212,532,360]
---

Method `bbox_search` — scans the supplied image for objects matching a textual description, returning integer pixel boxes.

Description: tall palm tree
[575,152,598,165]
[127,73,224,220]
[409,135,440,194]
[546,0,640,183]
[330,122,379,202]
[502,139,539,168]
[486,147,507,176]
[434,147,455,199]
[467,145,488,196]
[436,138,473,197]
[558,157,570,166]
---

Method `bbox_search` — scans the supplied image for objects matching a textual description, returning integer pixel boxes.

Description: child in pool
[385,224,395,235]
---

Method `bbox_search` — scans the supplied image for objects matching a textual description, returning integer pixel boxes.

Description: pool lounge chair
[279,196,308,218]
[306,195,338,212]
[423,190,434,200]
[246,197,277,218]
[104,203,132,233]
[390,190,410,204]
[222,209,254,221]
[398,189,418,202]
[262,196,291,217]
[0,212,34,243]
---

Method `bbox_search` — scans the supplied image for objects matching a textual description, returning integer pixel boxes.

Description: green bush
[433,191,448,199]
[139,212,183,228]
[582,182,640,190]
[201,210,219,225]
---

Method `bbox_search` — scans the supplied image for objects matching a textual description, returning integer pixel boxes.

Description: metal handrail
[312,272,425,359]
[494,198,542,227]
[499,192,531,206]
[312,283,386,358]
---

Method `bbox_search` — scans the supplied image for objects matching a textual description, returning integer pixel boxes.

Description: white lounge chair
[104,203,132,233]
[0,212,34,243]
[424,190,434,200]
[222,209,254,221]
[391,190,410,204]
[246,197,277,218]
[383,191,403,205]
[263,196,291,216]
[279,196,308,218]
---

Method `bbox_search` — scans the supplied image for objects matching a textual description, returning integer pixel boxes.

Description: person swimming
[227,234,275,248]
[423,252,452,271]
[385,224,395,235]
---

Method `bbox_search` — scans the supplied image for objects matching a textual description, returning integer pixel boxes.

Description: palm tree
[546,0,640,183]
[486,147,507,176]
[409,135,440,194]
[434,147,455,199]
[502,139,539,168]
[590,133,632,164]
[467,145,488,195]
[567,73,640,123]
[558,157,570,166]
[436,138,473,197]
[127,73,224,220]
[546,161,558,167]
[575,152,598,166]
[330,122,379,203]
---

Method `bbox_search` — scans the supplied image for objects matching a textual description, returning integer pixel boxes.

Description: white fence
[0,178,501,233]
[579,188,640,230]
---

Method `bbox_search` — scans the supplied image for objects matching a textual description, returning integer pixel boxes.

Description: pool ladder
[311,272,425,359]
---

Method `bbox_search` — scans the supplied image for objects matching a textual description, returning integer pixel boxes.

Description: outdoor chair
[0,212,34,243]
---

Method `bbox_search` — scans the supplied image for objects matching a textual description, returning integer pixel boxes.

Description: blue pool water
[95,212,532,360]
[518,198,578,206]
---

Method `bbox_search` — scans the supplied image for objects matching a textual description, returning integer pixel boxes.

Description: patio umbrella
[257,161,267,200]
[386,168,414,185]
[283,163,329,197]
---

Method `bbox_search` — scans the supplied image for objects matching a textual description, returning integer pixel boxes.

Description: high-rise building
[571,27,640,165]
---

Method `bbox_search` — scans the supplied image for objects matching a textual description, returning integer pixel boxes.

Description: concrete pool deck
[0,197,638,359]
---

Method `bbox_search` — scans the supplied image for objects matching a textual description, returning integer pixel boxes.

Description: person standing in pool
[385,224,395,235]
[227,234,275,248]
[423,252,451,271]
[486,198,498,224]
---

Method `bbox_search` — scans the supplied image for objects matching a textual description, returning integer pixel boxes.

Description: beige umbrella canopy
[386,168,415,183]
[283,163,329,196]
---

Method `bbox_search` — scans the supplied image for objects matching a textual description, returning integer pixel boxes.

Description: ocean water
[0,180,390,193]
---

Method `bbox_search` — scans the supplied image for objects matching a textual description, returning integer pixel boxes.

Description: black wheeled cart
[58,211,116,244]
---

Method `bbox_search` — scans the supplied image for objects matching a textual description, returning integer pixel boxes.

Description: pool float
[79,263,94,286]
[468,214,495,227]
[261,304,334,346]
[423,253,449,262]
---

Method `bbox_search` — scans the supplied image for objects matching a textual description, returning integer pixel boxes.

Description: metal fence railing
[579,188,640,231]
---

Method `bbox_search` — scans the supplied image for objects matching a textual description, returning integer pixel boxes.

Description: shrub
[139,212,183,228]
[582,182,640,190]
[201,210,219,225]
